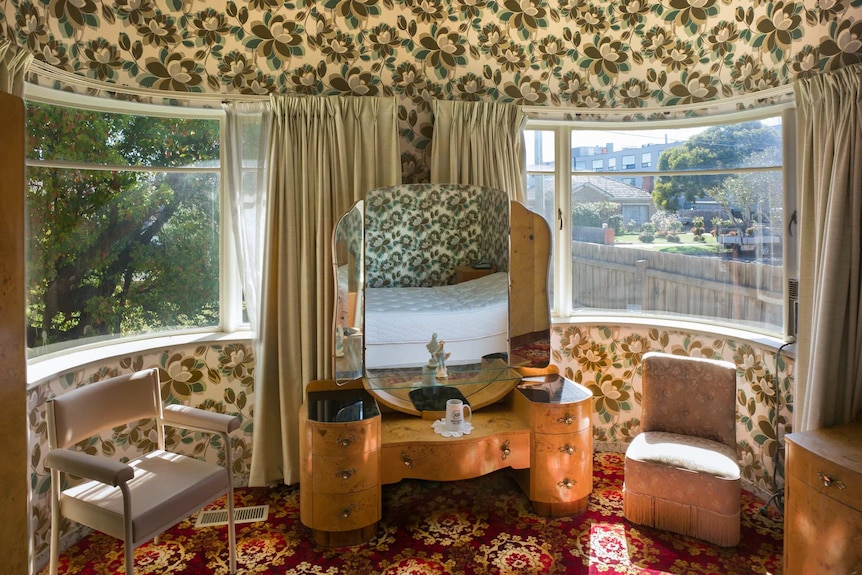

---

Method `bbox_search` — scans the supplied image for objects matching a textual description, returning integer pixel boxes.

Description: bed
[363,272,509,369]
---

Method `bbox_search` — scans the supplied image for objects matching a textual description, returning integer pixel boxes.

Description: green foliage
[651,121,781,211]
[25,102,221,348]
[572,201,620,228]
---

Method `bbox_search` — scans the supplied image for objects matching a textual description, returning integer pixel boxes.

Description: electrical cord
[760,340,793,516]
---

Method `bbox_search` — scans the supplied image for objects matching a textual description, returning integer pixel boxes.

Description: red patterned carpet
[42,452,784,575]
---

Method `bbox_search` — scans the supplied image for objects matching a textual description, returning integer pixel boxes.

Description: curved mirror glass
[333,184,551,414]
[333,201,364,381]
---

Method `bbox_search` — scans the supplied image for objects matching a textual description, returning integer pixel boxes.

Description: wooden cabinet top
[786,421,862,476]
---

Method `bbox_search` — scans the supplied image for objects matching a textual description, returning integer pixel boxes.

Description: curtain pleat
[0,39,32,97]
[249,96,400,486]
[430,100,527,202]
[794,63,862,432]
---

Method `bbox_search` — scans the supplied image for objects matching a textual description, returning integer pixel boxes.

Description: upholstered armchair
[45,368,240,574]
[623,352,741,547]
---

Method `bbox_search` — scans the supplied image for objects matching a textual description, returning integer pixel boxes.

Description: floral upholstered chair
[623,352,741,547]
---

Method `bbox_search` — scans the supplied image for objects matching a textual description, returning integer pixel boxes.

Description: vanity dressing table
[300,184,594,545]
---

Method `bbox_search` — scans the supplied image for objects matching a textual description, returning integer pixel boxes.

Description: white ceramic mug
[445,398,472,431]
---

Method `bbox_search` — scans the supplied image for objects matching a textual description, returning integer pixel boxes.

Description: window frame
[525,105,798,341]
[23,84,245,367]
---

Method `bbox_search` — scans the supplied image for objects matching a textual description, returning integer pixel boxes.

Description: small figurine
[435,340,450,379]
[426,333,440,368]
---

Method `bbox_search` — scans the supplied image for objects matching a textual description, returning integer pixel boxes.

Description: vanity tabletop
[380,402,530,445]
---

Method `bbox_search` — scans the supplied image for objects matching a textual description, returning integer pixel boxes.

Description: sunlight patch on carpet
[195,505,269,528]
[589,523,632,573]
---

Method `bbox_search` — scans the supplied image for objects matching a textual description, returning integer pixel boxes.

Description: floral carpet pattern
[42,453,784,575]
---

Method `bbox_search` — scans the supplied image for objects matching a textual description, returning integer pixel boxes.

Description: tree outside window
[25,102,222,353]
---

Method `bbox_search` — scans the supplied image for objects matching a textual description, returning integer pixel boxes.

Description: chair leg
[227,486,237,575]
[124,539,134,575]
[49,471,60,575]
[49,508,60,575]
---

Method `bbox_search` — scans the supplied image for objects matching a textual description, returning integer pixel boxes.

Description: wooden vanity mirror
[332,184,551,417]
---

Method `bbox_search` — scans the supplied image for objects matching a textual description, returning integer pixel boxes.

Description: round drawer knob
[337,437,353,448]
[401,451,413,469]
[557,415,574,425]
[340,508,352,518]
[560,445,576,455]
[339,468,356,480]
[557,478,575,489]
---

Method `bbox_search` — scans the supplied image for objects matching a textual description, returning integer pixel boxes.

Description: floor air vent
[195,505,269,528]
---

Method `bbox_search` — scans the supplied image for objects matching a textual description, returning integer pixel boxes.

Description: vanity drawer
[310,419,378,456]
[310,487,380,532]
[532,431,591,471]
[787,439,862,512]
[312,451,380,494]
[531,401,591,434]
[530,432,592,503]
[382,433,530,483]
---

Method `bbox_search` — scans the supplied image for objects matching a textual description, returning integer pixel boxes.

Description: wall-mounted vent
[787,278,799,302]
[787,278,799,338]
[195,505,269,528]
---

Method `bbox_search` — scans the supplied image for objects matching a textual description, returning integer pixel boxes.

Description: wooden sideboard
[784,421,862,575]
[299,376,593,545]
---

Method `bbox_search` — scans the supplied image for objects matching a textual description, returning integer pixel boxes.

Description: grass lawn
[613,232,721,256]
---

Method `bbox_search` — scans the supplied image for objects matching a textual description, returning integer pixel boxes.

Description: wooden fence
[572,241,784,328]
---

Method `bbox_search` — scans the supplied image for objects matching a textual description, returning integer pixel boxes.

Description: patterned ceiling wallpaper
[3,0,861,181]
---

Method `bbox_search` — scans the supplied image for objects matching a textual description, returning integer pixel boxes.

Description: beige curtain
[0,39,32,96]
[250,96,400,486]
[794,63,862,432]
[430,100,527,202]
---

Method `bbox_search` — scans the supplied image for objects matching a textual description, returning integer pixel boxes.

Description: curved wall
[551,322,793,499]
[5,0,821,567]
[26,322,793,570]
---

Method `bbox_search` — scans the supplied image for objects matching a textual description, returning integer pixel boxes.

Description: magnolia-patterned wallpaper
[3,0,861,181]
[26,327,793,569]
[364,183,509,287]
[8,0,813,566]
[551,324,793,501]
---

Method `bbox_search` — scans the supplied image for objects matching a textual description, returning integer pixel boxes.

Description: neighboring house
[571,175,655,227]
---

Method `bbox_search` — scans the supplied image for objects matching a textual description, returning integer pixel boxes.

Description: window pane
[26,102,220,168]
[525,129,557,312]
[568,117,785,335]
[525,130,555,171]
[25,103,221,354]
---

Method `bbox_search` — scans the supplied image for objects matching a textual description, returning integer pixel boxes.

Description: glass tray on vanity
[362,358,522,417]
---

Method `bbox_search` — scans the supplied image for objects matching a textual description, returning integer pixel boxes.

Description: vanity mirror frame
[332,184,551,417]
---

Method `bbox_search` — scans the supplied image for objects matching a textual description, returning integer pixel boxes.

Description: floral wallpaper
[3,0,861,181]
[6,0,815,565]
[551,323,794,500]
[25,324,793,570]
[27,339,255,570]
[364,183,509,287]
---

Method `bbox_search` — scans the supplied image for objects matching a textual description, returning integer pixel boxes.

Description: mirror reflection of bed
[364,270,509,369]
[332,183,551,416]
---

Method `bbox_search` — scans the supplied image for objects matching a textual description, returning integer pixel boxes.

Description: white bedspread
[364,272,509,367]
